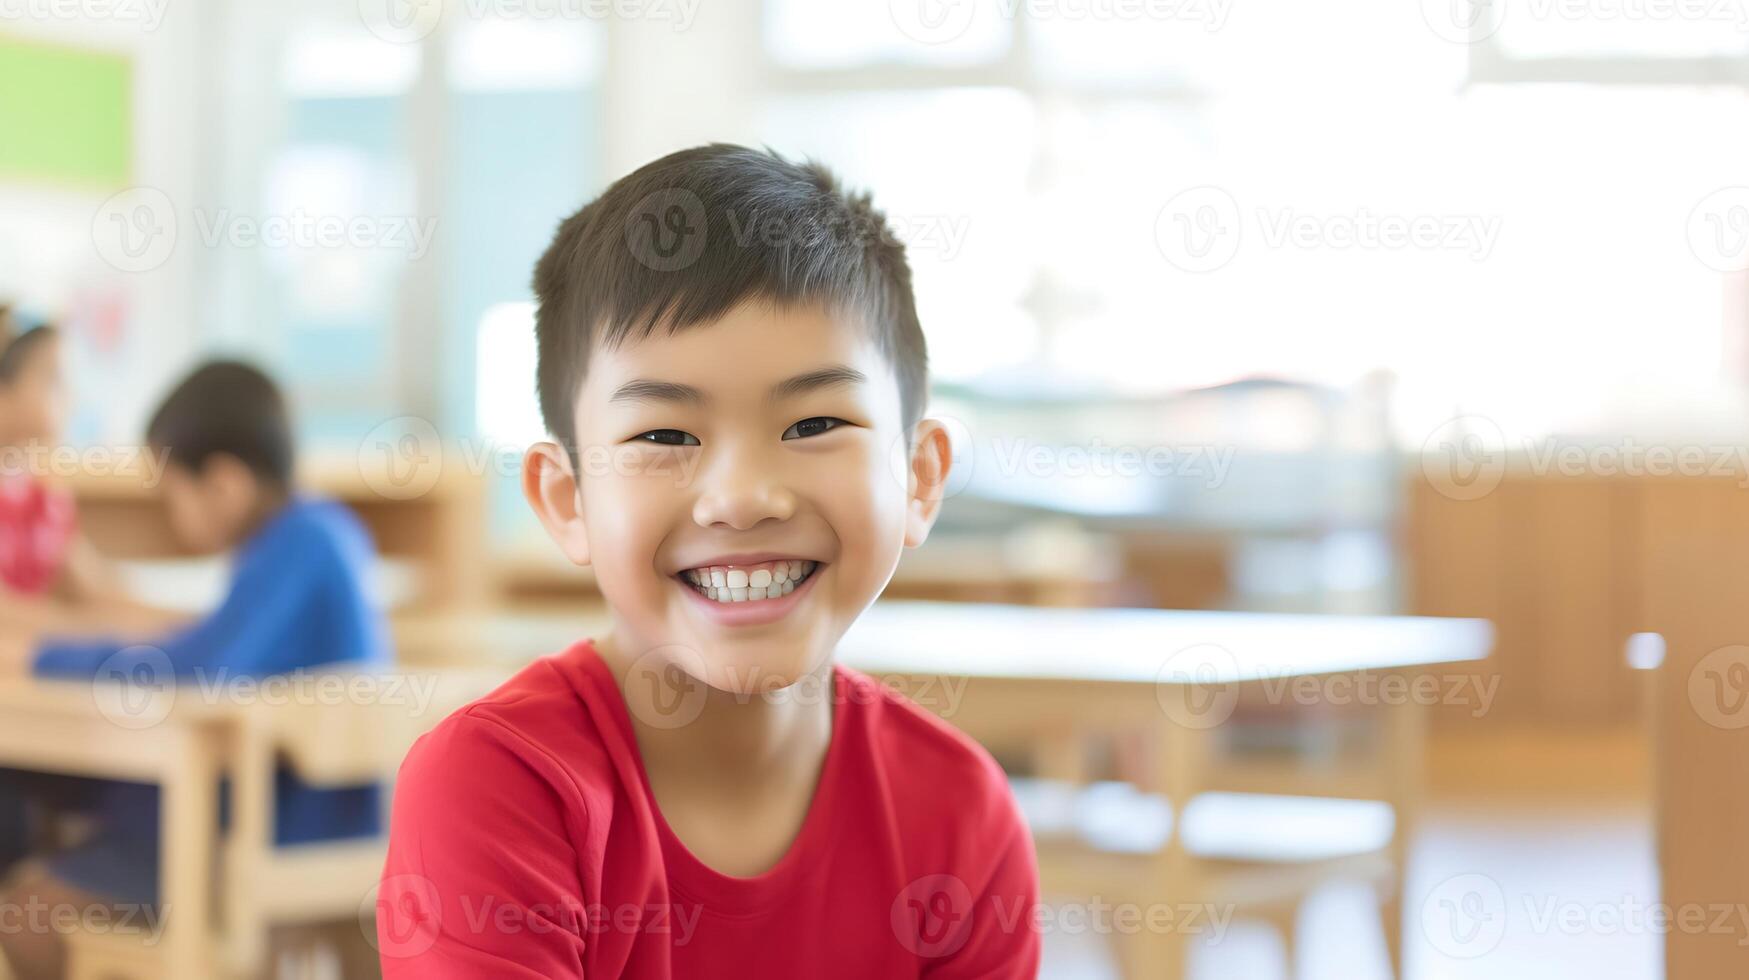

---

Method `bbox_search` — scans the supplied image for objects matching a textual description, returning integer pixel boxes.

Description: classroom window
[758,0,1749,442]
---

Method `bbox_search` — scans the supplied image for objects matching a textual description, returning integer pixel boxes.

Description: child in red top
[0,325,77,597]
[379,145,1041,978]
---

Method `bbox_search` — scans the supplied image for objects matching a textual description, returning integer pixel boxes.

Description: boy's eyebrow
[768,365,866,403]
[608,365,867,407]
[608,379,705,406]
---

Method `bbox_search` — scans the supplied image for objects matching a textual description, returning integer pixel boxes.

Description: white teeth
[679,559,819,603]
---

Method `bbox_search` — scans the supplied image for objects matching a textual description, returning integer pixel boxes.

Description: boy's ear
[523,441,592,566]
[902,418,954,549]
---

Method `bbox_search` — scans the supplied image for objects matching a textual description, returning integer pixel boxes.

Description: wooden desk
[840,601,1492,979]
[840,601,1492,681]
[838,601,1492,797]
[0,676,233,977]
[0,664,507,979]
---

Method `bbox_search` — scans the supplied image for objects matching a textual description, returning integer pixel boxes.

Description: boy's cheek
[820,489,910,605]
[581,487,665,572]
[814,441,910,510]
[833,538,906,615]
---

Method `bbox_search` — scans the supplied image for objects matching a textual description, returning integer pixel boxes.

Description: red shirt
[0,474,75,595]
[378,640,1041,979]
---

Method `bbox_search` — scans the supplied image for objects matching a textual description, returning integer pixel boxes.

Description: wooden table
[0,676,234,977]
[840,601,1493,978]
[838,601,1490,768]
[841,601,1492,681]
[0,663,507,979]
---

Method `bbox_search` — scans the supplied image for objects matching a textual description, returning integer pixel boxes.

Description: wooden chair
[65,667,505,980]
[1013,692,1419,980]
[1017,780,1396,979]
[64,929,154,980]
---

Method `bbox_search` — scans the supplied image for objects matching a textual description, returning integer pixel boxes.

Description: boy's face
[157,453,266,555]
[526,300,951,694]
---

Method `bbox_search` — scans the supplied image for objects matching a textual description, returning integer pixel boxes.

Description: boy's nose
[691,478,798,531]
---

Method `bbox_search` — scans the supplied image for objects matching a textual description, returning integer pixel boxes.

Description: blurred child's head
[146,360,294,554]
[0,325,67,448]
[524,143,952,694]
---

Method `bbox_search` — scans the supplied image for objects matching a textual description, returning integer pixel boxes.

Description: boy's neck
[594,630,836,794]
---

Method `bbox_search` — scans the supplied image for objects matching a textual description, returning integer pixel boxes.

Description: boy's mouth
[674,558,821,604]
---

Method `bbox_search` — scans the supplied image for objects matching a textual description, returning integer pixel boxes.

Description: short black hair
[146,360,294,487]
[0,325,58,385]
[532,143,929,453]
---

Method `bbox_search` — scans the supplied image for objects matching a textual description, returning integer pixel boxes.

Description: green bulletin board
[0,35,131,186]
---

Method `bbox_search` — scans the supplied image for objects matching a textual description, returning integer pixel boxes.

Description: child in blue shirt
[0,360,387,979]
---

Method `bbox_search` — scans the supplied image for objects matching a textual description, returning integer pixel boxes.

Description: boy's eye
[632,429,700,446]
[782,417,849,440]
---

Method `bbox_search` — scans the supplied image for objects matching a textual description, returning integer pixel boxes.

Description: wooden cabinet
[1406,470,1641,725]
[1409,466,1749,975]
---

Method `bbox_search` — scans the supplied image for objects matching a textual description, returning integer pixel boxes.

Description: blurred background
[6,0,1749,976]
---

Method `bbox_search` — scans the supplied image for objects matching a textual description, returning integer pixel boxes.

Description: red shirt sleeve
[926,817,1041,978]
[378,712,592,978]
[890,756,1042,979]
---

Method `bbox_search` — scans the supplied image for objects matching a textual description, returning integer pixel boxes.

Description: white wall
[0,4,213,442]
[600,0,762,178]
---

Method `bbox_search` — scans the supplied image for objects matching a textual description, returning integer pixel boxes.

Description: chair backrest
[256,666,509,785]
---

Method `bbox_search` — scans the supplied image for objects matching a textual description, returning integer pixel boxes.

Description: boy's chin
[697,646,832,698]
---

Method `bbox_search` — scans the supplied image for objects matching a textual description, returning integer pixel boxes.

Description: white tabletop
[838,601,1492,684]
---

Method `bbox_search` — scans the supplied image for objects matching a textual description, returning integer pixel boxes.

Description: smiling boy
[378,145,1040,977]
